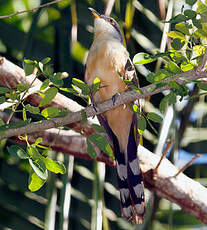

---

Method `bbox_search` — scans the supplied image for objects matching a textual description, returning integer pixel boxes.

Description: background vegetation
[0,0,207,229]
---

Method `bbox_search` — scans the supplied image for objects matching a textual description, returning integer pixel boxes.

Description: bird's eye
[109,18,115,25]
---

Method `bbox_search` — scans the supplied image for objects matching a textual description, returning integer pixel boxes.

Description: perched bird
[85,8,145,224]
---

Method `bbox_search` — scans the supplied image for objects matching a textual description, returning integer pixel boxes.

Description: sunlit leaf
[180,62,195,71]
[24,63,35,76]
[41,107,59,118]
[175,23,190,35]
[72,78,90,95]
[193,45,206,55]
[133,52,156,64]
[167,31,185,40]
[41,57,51,65]
[92,77,101,94]
[43,157,66,174]
[28,171,46,192]
[28,158,48,180]
[34,137,43,146]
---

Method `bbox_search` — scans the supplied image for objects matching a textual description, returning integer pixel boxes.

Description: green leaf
[154,69,171,82]
[39,87,58,107]
[132,104,140,113]
[22,107,27,121]
[72,78,90,95]
[175,23,190,35]
[43,157,66,174]
[147,112,163,123]
[88,134,114,158]
[28,172,46,192]
[86,138,97,159]
[184,9,197,19]
[192,18,202,29]
[41,57,51,65]
[133,52,156,64]
[165,14,187,23]
[29,158,48,180]
[186,0,197,5]
[24,59,35,64]
[0,87,10,94]
[193,45,206,55]
[49,73,64,87]
[197,1,207,14]
[180,62,195,71]
[24,63,35,76]
[27,145,41,160]
[25,104,40,114]
[81,110,87,123]
[0,96,6,104]
[197,82,207,90]
[41,107,59,118]
[91,124,106,133]
[159,96,169,113]
[167,31,185,40]
[34,137,43,146]
[40,79,50,90]
[172,38,185,50]
[7,145,28,159]
[165,62,182,74]
[168,92,177,104]
[146,72,155,83]
[92,77,101,94]
[138,116,147,134]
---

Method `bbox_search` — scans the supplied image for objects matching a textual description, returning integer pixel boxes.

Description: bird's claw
[112,93,120,105]
[92,101,98,112]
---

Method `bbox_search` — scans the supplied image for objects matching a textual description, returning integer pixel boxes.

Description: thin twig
[154,137,174,173]
[6,67,38,124]
[174,154,201,177]
[0,0,65,19]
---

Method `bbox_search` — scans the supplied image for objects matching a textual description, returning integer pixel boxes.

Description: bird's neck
[94,31,122,44]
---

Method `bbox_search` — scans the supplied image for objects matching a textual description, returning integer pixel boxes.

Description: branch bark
[0,55,207,140]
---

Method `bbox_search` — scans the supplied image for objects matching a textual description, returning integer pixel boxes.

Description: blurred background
[0,0,207,229]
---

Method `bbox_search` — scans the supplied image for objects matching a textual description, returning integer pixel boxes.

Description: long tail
[97,115,145,224]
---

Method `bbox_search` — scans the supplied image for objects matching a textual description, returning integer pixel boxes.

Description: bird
[85,8,145,224]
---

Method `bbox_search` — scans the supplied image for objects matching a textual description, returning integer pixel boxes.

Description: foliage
[0,0,207,230]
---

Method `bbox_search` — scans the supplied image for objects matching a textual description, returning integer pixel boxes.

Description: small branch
[0,0,65,19]
[154,137,174,173]
[174,154,201,177]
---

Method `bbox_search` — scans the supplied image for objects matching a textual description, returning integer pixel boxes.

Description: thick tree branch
[0,55,207,140]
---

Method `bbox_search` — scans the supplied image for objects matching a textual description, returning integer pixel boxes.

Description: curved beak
[88,8,101,18]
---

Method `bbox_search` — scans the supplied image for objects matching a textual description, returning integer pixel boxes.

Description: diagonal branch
[0,59,207,140]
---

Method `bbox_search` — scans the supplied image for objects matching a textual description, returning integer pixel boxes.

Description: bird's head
[88,8,123,43]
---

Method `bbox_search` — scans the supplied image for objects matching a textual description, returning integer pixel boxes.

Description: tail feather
[96,114,145,223]
[127,123,145,223]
